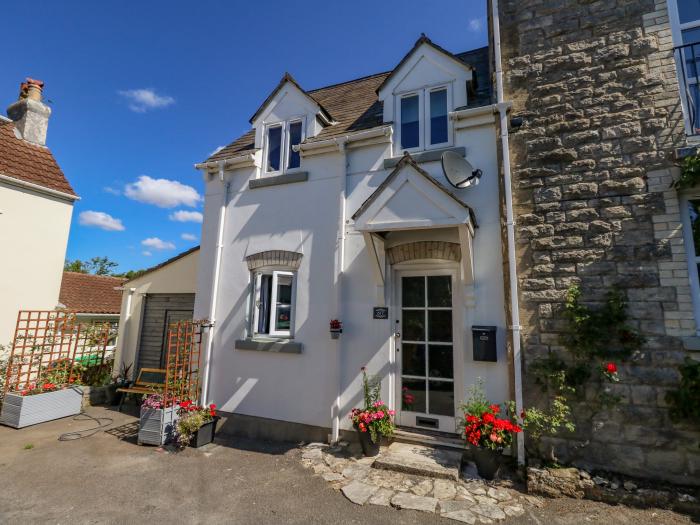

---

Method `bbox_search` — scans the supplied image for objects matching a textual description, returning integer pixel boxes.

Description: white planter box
[138,405,179,445]
[0,387,83,428]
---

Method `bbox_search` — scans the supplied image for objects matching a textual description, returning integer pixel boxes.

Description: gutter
[194,152,257,172]
[201,161,230,405]
[492,0,525,465]
[0,172,79,202]
[296,126,393,155]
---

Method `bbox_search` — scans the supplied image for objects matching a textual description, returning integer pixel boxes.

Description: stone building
[498,0,700,484]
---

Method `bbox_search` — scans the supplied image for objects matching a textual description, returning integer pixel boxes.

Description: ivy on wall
[666,358,700,423]
[673,154,700,191]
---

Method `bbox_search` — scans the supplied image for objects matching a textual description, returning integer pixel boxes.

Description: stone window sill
[383,146,466,169]
[249,171,308,189]
[235,338,303,354]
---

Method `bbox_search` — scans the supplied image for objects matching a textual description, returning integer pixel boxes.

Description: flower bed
[0,387,83,428]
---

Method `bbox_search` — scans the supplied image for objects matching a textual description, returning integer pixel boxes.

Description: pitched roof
[249,72,333,124]
[59,272,126,315]
[203,40,491,164]
[124,245,200,283]
[0,119,76,197]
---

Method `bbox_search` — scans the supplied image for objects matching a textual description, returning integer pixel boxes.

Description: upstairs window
[253,270,295,337]
[397,85,451,152]
[264,119,305,174]
[671,1,700,134]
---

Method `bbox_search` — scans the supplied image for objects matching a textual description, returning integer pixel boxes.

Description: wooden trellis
[162,320,204,406]
[3,310,113,395]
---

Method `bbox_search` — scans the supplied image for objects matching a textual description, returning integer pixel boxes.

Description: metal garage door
[136,293,195,371]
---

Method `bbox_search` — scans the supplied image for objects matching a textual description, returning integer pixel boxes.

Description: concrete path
[0,407,692,525]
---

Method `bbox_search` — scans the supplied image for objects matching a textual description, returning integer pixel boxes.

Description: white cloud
[181,233,198,242]
[169,210,203,223]
[78,211,125,231]
[142,250,152,257]
[141,237,176,250]
[210,145,225,156]
[468,18,483,32]
[125,176,201,208]
[118,88,175,113]
[103,186,121,196]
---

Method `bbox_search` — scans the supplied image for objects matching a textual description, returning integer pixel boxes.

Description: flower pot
[330,329,342,340]
[0,387,83,428]
[472,447,501,480]
[355,425,380,457]
[190,416,220,448]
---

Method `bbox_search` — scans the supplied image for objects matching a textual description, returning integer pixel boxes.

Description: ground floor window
[252,270,295,337]
[681,195,700,332]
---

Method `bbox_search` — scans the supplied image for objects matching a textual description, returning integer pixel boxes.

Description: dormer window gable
[250,73,333,175]
[377,35,475,155]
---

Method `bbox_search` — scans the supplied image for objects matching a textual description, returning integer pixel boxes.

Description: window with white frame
[670,1,700,133]
[398,85,451,152]
[252,270,296,337]
[264,119,304,174]
[681,195,700,331]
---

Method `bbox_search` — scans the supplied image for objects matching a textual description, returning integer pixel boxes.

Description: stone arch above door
[245,250,303,271]
[386,241,461,265]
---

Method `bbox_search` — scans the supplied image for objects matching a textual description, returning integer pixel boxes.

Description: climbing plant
[673,154,700,191]
[666,358,700,423]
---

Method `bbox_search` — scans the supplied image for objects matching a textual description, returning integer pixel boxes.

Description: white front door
[395,270,458,433]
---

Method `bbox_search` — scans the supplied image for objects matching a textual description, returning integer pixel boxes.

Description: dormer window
[264,119,305,174]
[397,85,451,153]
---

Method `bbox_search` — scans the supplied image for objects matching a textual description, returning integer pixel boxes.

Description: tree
[64,256,119,276]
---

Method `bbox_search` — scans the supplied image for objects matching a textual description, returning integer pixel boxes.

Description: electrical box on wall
[472,326,497,362]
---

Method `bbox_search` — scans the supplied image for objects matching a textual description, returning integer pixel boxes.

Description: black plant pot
[190,417,220,448]
[355,425,380,457]
[472,447,501,480]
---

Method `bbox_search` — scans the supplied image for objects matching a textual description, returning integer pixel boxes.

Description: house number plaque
[373,307,389,320]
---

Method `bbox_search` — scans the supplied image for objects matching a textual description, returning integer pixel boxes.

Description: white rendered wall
[0,183,73,345]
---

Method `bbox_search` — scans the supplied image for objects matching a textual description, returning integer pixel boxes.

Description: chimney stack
[7,78,51,146]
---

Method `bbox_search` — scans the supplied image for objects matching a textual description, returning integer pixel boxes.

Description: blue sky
[1,0,487,273]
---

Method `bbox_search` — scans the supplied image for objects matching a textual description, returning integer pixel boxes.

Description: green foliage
[666,358,700,423]
[673,154,700,191]
[23,443,34,450]
[562,285,645,361]
[65,256,119,276]
[361,368,381,408]
[460,378,490,417]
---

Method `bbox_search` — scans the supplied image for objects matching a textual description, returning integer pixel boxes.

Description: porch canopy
[351,153,477,305]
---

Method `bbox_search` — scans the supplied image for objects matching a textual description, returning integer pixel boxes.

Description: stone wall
[498,0,700,485]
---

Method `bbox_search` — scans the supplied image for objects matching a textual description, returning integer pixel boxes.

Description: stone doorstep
[372,442,463,481]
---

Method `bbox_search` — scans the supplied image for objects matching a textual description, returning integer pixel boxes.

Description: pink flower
[377,411,385,419]
[490,433,498,442]
[388,410,395,416]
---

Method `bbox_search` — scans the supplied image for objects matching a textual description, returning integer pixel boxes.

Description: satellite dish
[441,151,482,189]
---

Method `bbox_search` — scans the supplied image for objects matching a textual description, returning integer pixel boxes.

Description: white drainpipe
[201,161,230,405]
[332,137,348,443]
[492,0,525,465]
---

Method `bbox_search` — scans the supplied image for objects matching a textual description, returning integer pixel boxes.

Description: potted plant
[138,394,179,445]
[175,400,219,448]
[349,367,395,456]
[460,381,522,480]
[0,381,83,428]
[106,362,132,406]
[330,319,343,339]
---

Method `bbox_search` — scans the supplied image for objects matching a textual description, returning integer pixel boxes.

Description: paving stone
[302,448,323,461]
[368,487,395,507]
[455,485,477,503]
[475,495,498,505]
[503,504,525,517]
[313,463,330,475]
[471,502,506,521]
[322,472,344,482]
[341,480,378,505]
[487,487,512,502]
[433,479,458,500]
[342,463,371,480]
[442,509,477,524]
[324,454,347,469]
[463,482,487,496]
[411,479,434,496]
[374,442,462,480]
[440,500,476,514]
[390,492,439,513]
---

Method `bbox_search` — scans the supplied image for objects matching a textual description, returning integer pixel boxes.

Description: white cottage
[194,36,516,446]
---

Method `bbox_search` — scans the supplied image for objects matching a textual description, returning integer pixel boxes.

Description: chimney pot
[24,78,44,102]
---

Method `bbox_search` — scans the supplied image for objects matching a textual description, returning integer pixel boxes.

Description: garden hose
[58,412,113,441]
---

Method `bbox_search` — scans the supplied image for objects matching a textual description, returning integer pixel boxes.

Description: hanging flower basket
[330,319,343,339]
[0,386,83,429]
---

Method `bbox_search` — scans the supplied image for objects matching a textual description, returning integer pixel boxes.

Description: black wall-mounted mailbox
[472,326,497,362]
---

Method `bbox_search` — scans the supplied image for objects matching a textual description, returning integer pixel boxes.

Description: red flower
[605,362,617,374]
[489,404,500,414]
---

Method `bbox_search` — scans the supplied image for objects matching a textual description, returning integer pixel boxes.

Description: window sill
[249,171,308,189]
[235,338,303,354]
[384,146,465,169]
